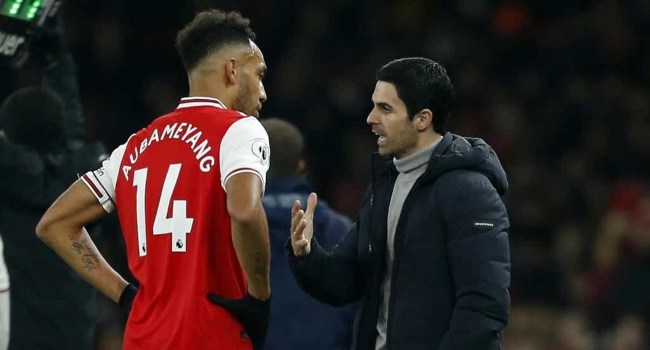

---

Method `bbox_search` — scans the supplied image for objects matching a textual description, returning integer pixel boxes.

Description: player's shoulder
[220,116,268,162]
[224,115,267,138]
[216,109,255,123]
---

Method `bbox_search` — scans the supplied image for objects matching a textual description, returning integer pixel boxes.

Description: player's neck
[187,73,235,109]
[188,87,234,109]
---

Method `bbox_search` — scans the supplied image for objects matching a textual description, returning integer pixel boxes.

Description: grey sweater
[375,140,439,349]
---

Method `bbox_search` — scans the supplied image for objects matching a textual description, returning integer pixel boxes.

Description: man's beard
[234,82,254,115]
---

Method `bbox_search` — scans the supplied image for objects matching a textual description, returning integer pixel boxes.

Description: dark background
[2,0,650,349]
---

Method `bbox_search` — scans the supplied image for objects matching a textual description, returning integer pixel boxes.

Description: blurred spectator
[260,118,356,350]
[609,315,647,350]
[0,17,107,350]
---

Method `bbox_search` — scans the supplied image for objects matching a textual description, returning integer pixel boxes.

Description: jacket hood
[373,132,508,195]
[428,133,508,195]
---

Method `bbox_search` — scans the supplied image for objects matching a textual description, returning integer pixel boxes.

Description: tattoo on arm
[81,238,93,251]
[82,254,100,271]
[72,242,83,254]
[70,237,102,271]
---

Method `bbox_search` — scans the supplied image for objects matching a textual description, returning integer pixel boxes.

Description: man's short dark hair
[261,118,304,177]
[0,86,64,152]
[175,9,256,72]
[376,57,455,134]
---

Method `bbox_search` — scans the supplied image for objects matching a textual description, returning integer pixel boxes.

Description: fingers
[206,293,220,303]
[291,217,307,242]
[292,221,310,256]
[291,216,311,255]
[295,217,307,236]
[207,293,231,307]
[293,237,310,253]
[291,200,300,217]
[290,207,304,235]
[290,195,317,253]
[304,193,318,218]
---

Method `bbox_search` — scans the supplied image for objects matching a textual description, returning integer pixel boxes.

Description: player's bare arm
[36,179,129,303]
[226,172,270,300]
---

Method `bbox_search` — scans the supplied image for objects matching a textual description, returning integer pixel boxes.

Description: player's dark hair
[175,9,256,72]
[376,57,455,134]
[0,86,64,152]
[261,118,304,177]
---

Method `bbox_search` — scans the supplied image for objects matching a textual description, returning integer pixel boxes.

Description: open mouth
[372,130,386,144]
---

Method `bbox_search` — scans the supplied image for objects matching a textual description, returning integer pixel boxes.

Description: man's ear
[414,109,433,131]
[225,59,237,85]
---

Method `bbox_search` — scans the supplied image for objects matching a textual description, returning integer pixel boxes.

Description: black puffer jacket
[288,133,511,350]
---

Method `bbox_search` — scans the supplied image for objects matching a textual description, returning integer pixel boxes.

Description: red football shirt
[82,97,270,349]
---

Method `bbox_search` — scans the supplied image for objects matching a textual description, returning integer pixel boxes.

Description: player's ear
[225,59,237,85]
[414,109,433,131]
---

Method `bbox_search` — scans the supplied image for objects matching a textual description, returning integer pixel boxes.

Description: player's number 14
[133,164,194,256]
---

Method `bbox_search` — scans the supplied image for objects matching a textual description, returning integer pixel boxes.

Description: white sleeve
[80,142,127,213]
[220,117,270,192]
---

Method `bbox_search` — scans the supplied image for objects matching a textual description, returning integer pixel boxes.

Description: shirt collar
[176,97,227,110]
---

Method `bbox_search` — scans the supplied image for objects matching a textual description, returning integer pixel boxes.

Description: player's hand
[207,293,270,350]
[118,283,138,313]
[290,192,318,257]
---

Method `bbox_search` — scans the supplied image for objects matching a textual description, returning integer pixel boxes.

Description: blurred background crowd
[2,0,649,349]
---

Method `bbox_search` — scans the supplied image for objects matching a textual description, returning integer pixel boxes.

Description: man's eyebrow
[376,102,392,109]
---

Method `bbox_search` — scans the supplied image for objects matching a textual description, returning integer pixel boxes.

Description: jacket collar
[371,132,453,180]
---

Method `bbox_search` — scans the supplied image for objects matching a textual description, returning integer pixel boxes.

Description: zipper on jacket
[356,157,390,350]
[364,159,396,350]
[385,176,424,349]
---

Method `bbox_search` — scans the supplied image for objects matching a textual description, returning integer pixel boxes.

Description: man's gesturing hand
[290,192,318,256]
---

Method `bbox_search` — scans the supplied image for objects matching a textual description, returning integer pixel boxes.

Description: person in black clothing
[260,118,356,350]
[288,57,511,350]
[0,18,108,350]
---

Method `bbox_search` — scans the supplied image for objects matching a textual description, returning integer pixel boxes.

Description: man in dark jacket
[0,18,107,349]
[261,118,357,349]
[288,57,510,350]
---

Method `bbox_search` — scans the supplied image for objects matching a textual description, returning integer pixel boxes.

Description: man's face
[233,41,267,118]
[367,81,419,159]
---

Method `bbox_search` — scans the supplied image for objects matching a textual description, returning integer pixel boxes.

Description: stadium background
[2,0,650,349]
